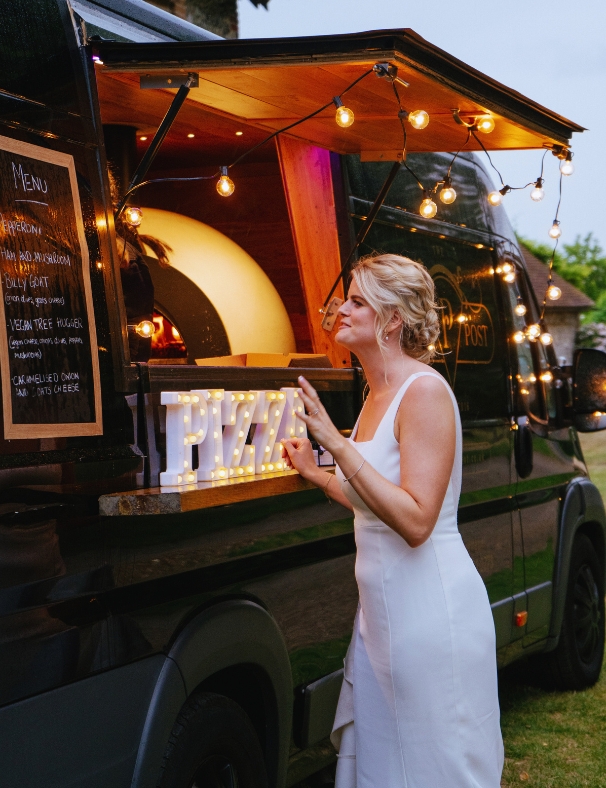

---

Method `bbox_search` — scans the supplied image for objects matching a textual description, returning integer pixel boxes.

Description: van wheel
[158,692,268,788]
[538,534,605,690]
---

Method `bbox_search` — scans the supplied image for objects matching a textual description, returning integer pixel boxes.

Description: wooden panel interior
[277,137,350,368]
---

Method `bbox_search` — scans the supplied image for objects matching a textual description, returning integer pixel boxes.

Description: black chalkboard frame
[0,135,102,438]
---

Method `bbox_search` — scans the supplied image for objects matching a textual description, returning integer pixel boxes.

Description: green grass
[499,657,606,787]
[498,430,606,787]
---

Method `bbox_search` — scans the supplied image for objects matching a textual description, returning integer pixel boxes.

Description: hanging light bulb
[501,262,514,274]
[487,190,502,207]
[124,206,143,227]
[408,110,430,130]
[514,297,527,316]
[503,271,516,283]
[476,115,495,134]
[439,177,457,204]
[527,323,541,340]
[560,151,574,176]
[540,332,553,345]
[333,96,354,128]
[134,320,155,338]
[530,178,545,202]
[547,284,562,301]
[548,220,562,239]
[216,166,235,197]
[419,194,437,219]
[513,331,525,344]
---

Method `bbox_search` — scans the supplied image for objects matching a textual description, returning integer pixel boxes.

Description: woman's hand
[281,436,319,480]
[296,376,348,457]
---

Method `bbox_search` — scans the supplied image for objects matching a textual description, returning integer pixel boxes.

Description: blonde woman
[282,254,503,788]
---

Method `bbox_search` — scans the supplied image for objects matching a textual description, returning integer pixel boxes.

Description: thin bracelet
[342,459,365,483]
[322,473,333,504]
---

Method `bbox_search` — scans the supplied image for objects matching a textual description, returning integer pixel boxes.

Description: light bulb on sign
[419,196,437,219]
[333,96,354,128]
[216,166,235,197]
[476,115,495,134]
[135,320,155,338]
[547,285,562,301]
[439,178,456,204]
[548,221,562,239]
[124,206,143,227]
[530,178,545,202]
[408,110,430,129]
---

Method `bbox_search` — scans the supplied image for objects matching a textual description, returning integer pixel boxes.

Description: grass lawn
[499,430,606,787]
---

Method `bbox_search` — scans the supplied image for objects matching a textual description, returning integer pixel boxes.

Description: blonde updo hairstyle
[351,253,440,364]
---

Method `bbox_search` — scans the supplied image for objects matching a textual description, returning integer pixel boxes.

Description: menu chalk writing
[0,135,102,438]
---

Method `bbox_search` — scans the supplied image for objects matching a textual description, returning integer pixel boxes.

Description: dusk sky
[238,0,605,253]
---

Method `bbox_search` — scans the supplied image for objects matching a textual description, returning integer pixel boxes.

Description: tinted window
[356,221,508,421]
[346,153,489,233]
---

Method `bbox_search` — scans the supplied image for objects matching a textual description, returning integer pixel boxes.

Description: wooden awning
[95,28,584,156]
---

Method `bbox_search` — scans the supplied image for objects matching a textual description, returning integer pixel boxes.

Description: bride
[282,253,503,788]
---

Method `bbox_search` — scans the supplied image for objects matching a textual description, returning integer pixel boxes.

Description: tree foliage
[518,233,606,323]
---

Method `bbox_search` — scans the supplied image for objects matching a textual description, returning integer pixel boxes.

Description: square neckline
[351,371,443,444]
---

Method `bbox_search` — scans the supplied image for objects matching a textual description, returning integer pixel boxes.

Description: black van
[0,3,604,788]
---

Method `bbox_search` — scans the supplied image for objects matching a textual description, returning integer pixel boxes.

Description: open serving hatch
[93,30,584,369]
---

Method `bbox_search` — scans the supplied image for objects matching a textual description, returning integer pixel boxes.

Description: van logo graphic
[429,264,495,388]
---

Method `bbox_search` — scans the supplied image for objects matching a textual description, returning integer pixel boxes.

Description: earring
[384,332,389,341]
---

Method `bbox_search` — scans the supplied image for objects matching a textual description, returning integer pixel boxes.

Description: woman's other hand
[296,376,347,457]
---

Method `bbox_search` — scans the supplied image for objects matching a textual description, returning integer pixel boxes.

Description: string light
[407,109,430,130]
[540,332,553,345]
[439,177,457,204]
[527,324,541,340]
[419,194,437,218]
[124,206,143,227]
[560,158,574,176]
[514,297,527,316]
[135,320,155,338]
[548,220,561,239]
[547,284,562,300]
[476,115,496,134]
[216,166,235,197]
[487,190,502,206]
[333,97,355,128]
[530,178,545,202]
[513,331,525,343]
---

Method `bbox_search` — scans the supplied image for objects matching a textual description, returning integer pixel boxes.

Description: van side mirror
[572,348,606,432]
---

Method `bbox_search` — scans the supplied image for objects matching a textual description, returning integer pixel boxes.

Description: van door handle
[514,415,533,479]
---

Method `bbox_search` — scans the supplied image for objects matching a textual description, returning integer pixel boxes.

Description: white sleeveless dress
[331,371,504,788]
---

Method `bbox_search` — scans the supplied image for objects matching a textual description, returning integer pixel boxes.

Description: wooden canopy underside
[96,29,584,156]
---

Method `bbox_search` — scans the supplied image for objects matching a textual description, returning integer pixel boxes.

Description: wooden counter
[98,469,326,516]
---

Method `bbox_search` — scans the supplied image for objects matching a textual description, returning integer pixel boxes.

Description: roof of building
[520,245,594,311]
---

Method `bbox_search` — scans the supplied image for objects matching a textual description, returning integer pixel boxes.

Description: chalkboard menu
[0,135,102,438]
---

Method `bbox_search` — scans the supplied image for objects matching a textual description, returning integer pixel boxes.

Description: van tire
[538,534,605,690]
[157,692,268,788]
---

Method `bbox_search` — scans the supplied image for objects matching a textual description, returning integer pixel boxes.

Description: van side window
[356,223,508,420]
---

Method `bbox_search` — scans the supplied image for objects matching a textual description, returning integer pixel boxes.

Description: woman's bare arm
[291,375,455,547]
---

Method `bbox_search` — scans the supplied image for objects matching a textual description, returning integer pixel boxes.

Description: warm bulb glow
[440,186,457,204]
[527,324,541,339]
[335,106,355,128]
[540,372,553,382]
[476,115,496,134]
[124,206,143,227]
[140,136,148,141]
[513,331,525,343]
[217,169,235,197]
[547,285,562,301]
[236,131,243,136]
[135,320,155,338]
[548,222,562,239]
[514,302,527,316]
[540,332,553,345]
[560,159,574,176]
[187,133,195,138]
[530,185,544,202]
[501,262,514,274]
[420,197,437,219]
[456,314,468,323]
[487,191,502,207]
[408,110,430,129]
[503,272,516,283]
